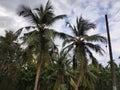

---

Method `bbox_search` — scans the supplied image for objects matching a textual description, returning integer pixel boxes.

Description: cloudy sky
[0,0,120,65]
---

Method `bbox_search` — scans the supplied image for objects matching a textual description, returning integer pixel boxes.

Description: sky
[0,0,120,65]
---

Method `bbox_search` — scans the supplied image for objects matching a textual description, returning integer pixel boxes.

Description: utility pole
[105,14,117,90]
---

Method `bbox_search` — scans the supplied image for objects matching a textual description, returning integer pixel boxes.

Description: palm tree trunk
[75,73,81,90]
[34,61,42,90]
[73,55,77,70]
[75,46,87,90]
[34,53,42,90]
[75,64,84,90]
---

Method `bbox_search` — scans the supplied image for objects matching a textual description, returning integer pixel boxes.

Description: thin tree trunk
[75,73,81,90]
[75,46,87,90]
[75,61,83,90]
[34,61,42,90]
[73,55,77,70]
[34,53,42,90]
[75,64,84,90]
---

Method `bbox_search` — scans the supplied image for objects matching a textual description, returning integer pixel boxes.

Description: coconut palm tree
[38,49,76,90]
[50,49,76,90]
[62,16,106,90]
[17,1,66,90]
[0,30,23,90]
[0,30,22,73]
[78,64,98,90]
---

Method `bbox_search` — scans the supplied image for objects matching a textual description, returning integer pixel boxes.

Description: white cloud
[0,28,6,36]
[0,0,120,65]
[110,24,120,40]
[0,6,8,16]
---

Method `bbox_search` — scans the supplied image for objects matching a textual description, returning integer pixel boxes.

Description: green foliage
[17,62,36,90]
[0,1,119,90]
[0,30,23,90]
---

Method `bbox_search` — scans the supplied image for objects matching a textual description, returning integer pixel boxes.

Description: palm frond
[34,4,44,19]
[66,22,78,36]
[21,30,38,44]
[85,43,104,56]
[69,78,76,88]
[47,15,67,25]
[14,28,23,40]
[18,26,36,34]
[18,5,31,17]
[18,5,39,24]
[38,0,54,25]
[22,47,34,63]
[45,0,53,12]
[52,30,74,40]
[85,47,99,67]
[62,38,74,47]
[63,42,74,52]
[76,16,96,35]
[84,34,107,43]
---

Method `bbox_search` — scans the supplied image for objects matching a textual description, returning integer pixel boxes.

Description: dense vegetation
[0,1,120,90]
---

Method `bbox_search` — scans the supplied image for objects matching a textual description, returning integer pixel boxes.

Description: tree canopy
[0,1,119,90]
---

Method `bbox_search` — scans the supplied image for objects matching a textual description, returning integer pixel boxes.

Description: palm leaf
[47,15,67,25]
[76,16,96,35]
[18,5,39,25]
[85,43,104,55]
[52,30,74,40]
[63,42,74,52]
[85,47,99,67]
[14,28,23,39]
[21,30,38,45]
[70,78,76,88]
[66,22,78,36]
[62,38,74,47]
[84,34,107,43]
[45,0,53,12]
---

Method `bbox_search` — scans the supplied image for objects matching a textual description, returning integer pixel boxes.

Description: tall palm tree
[0,30,23,90]
[78,64,98,90]
[0,30,22,73]
[17,1,66,90]
[49,49,76,90]
[62,16,106,90]
[37,49,76,90]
